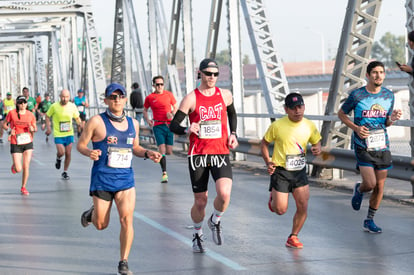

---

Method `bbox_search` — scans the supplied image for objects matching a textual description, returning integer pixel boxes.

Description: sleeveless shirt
[188,87,229,155]
[90,113,136,192]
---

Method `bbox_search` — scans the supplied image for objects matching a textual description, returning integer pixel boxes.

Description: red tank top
[188,87,229,155]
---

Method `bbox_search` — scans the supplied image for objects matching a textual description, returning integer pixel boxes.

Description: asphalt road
[0,131,413,274]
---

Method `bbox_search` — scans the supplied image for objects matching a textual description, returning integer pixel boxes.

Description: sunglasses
[154,83,164,87]
[17,100,27,104]
[202,71,219,77]
[107,94,126,100]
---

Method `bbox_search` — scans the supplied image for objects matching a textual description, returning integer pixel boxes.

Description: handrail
[139,125,414,195]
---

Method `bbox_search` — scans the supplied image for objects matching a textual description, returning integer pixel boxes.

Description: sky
[91,0,407,64]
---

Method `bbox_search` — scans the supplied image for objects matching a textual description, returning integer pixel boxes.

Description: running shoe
[61,172,70,180]
[81,205,94,227]
[20,187,29,196]
[11,164,17,174]
[161,173,168,183]
[268,192,274,212]
[192,233,205,253]
[207,214,222,245]
[285,235,303,249]
[363,219,382,233]
[0,139,3,144]
[55,158,62,169]
[351,182,363,211]
[117,260,132,275]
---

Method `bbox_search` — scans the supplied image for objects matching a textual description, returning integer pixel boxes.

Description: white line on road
[133,211,247,271]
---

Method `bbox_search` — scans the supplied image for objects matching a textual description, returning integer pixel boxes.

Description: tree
[371,32,405,68]
[214,49,251,65]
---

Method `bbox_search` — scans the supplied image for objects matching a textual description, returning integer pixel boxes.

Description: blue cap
[105,83,126,97]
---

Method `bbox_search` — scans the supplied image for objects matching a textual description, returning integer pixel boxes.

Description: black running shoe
[61,172,70,180]
[81,205,94,227]
[55,158,62,169]
[192,233,205,253]
[118,260,132,275]
[208,214,222,245]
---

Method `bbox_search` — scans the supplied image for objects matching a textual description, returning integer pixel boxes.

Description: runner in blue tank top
[338,61,402,234]
[77,83,161,275]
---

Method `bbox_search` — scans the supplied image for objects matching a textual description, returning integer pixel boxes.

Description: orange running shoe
[20,187,29,196]
[11,164,17,174]
[268,193,274,212]
[285,235,303,249]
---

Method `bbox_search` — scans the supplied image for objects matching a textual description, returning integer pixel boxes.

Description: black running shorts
[188,154,233,193]
[269,166,308,193]
[11,142,34,154]
[355,146,392,170]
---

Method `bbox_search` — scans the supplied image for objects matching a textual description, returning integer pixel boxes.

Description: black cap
[16,95,27,102]
[285,93,304,109]
[199,58,218,71]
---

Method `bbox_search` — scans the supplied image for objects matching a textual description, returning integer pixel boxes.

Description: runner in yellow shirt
[0,92,15,143]
[3,92,16,114]
[46,89,81,180]
[260,93,322,249]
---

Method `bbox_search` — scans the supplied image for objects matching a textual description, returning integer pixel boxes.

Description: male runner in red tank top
[170,58,238,253]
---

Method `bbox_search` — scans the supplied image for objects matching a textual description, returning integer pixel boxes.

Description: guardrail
[139,125,414,196]
[86,107,414,195]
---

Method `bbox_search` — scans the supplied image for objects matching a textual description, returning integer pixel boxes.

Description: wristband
[231,131,237,138]
[389,117,396,123]
[144,150,149,159]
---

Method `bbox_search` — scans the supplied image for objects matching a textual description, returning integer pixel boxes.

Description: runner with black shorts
[338,60,402,233]
[3,95,37,195]
[170,58,239,253]
[77,83,161,275]
[261,92,321,249]
[73,89,89,137]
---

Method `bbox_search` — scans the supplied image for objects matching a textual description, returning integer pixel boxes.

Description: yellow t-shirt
[263,116,321,169]
[46,102,80,137]
[3,98,15,114]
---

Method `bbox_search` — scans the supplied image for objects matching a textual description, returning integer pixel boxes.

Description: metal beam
[240,0,290,115]
[406,0,414,157]
[320,0,382,150]
[111,0,126,85]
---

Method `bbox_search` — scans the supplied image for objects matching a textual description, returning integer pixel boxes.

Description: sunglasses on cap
[107,94,126,100]
[202,71,219,77]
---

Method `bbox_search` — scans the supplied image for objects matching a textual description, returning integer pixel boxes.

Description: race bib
[6,105,13,111]
[285,153,306,171]
[199,120,221,139]
[366,129,386,151]
[59,121,71,132]
[16,132,31,145]
[0,114,2,120]
[77,105,85,113]
[107,147,133,168]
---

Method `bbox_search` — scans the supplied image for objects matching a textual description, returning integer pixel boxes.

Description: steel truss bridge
[1,0,414,165]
